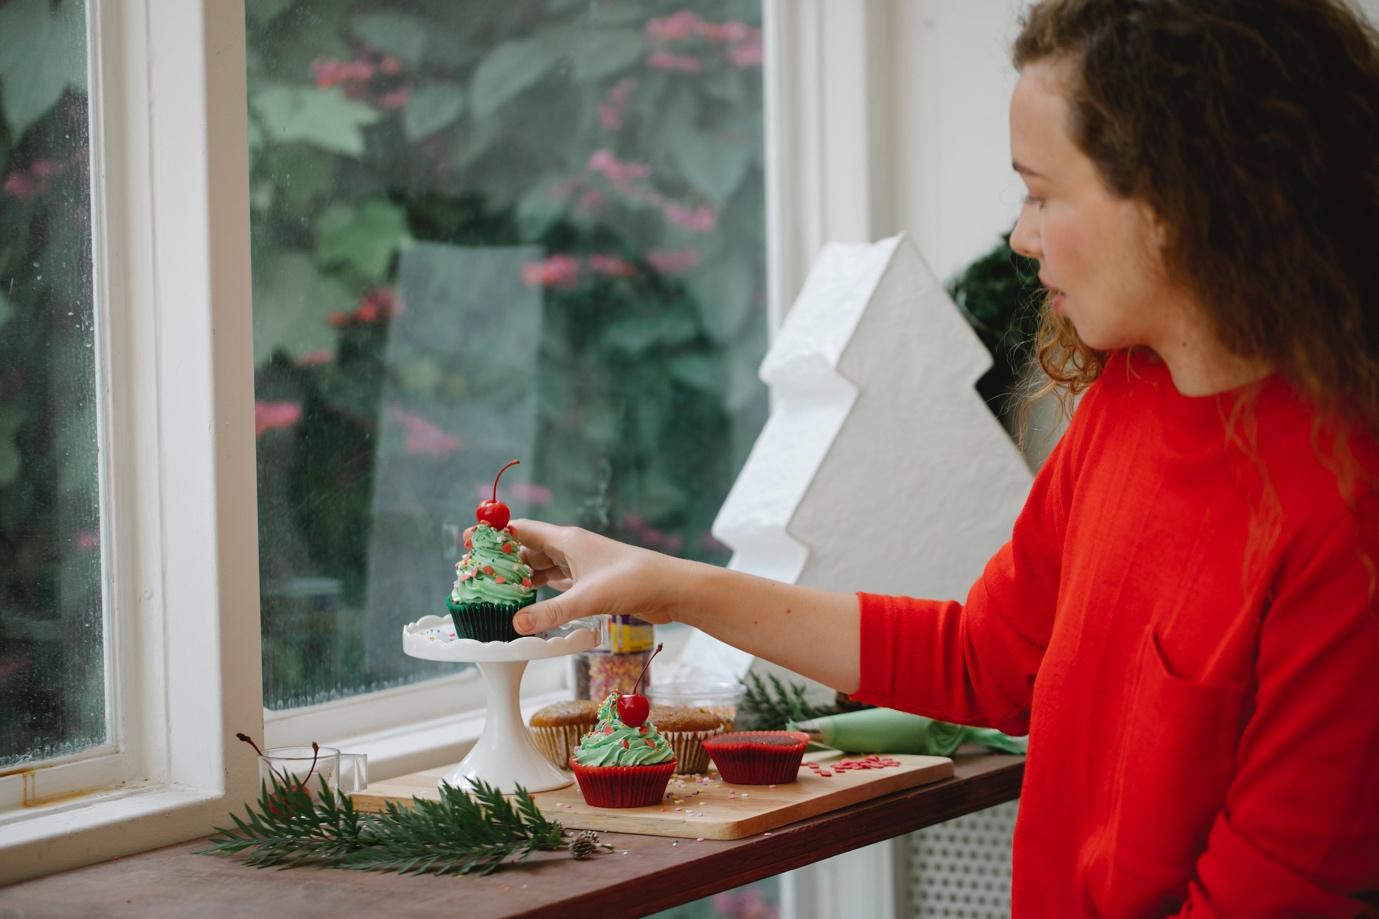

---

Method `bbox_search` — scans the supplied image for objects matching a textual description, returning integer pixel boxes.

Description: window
[245,0,769,720]
[0,0,105,772]
[0,2,844,903]
[2,0,265,880]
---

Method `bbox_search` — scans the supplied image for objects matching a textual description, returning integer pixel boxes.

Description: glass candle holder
[338,752,369,794]
[258,745,340,799]
[646,681,746,729]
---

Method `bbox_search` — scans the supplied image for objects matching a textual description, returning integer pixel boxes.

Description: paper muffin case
[702,731,810,785]
[568,758,677,808]
[529,724,588,771]
[446,597,533,642]
[662,727,725,775]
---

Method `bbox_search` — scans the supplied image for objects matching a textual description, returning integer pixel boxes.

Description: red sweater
[855,350,1379,917]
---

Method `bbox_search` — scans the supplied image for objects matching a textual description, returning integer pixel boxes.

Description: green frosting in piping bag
[450,523,537,606]
[572,693,675,767]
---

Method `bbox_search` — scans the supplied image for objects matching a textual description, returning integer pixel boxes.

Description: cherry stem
[239,731,291,787]
[303,741,321,788]
[235,732,266,757]
[633,642,663,696]
[237,731,321,791]
[491,459,520,502]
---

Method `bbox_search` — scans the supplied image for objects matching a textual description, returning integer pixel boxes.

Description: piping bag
[788,708,1027,756]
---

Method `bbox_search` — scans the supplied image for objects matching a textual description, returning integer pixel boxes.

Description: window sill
[324,686,575,783]
[0,678,569,884]
[0,781,228,885]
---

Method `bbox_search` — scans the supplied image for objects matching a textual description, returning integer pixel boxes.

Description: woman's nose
[1010,208,1041,261]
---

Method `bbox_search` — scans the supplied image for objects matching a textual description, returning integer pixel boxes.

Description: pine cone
[569,830,601,860]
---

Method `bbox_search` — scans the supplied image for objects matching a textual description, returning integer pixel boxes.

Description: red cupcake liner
[568,757,677,808]
[701,731,810,785]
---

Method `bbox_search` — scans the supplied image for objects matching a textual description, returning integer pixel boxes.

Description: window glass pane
[247,0,767,709]
[0,0,103,768]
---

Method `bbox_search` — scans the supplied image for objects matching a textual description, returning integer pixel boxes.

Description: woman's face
[1008,60,1179,353]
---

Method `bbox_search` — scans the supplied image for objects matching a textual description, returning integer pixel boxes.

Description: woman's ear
[1141,202,1171,251]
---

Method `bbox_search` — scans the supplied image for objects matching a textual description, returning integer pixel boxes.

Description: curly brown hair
[1013,0,1379,440]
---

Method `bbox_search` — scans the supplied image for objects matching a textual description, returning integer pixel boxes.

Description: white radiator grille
[904,801,1018,917]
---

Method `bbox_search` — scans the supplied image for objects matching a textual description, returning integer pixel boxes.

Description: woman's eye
[1023,194,1045,209]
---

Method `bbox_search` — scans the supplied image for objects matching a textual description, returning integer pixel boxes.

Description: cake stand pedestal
[403,614,598,793]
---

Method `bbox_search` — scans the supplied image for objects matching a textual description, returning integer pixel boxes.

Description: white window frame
[764,0,894,328]
[763,2,911,916]
[0,0,263,883]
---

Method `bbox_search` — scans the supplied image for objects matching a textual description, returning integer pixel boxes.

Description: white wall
[889,0,1027,284]
[765,0,1026,318]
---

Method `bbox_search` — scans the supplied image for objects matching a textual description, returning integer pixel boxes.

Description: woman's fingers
[508,518,562,549]
[509,518,564,571]
[528,565,572,591]
[514,591,586,634]
[504,519,672,632]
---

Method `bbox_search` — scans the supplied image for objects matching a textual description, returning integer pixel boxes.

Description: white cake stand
[403,614,598,793]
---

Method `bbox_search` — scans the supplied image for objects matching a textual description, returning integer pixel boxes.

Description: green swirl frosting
[572,692,675,767]
[450,523,537,606]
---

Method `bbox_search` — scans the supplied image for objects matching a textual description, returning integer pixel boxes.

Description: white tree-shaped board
[680,233,1035,679]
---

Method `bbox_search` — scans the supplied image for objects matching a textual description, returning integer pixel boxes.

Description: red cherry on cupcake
[476,459,520,529]
[617,693,650,728]
[616,642,663,728]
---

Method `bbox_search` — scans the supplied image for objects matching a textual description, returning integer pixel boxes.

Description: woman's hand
[493,519,683,634]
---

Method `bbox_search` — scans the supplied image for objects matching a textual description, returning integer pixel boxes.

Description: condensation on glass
[246,0,768,710]
[0,0,105,769]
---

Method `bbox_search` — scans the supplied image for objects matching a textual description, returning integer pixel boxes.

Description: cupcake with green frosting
[569,692,677,807]
[447,522,537,642]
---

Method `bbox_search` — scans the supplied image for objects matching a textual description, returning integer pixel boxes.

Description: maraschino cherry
[616,642,663,728]
[476,459,520,530]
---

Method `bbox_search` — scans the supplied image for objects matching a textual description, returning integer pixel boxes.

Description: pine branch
[736,672,839,731]
[201,775,584,877]
[357,780,565,876]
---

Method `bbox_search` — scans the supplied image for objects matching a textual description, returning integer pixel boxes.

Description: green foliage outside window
[244,0,772,707]
[0,0,101,768]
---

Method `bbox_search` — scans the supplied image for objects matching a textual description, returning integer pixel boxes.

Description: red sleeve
[1176,494,1379,917]
[851,385,1090,735]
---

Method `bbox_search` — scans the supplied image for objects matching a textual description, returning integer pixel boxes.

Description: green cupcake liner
[446,596,534,643]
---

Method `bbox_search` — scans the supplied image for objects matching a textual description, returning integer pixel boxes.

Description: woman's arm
[508,519,862,692]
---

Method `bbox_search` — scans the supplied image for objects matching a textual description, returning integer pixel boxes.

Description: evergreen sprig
[353,780,567,876]
[736,672,839,731]
[202,775,603,877]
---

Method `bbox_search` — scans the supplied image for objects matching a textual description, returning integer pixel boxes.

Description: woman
[503,1,1379,913]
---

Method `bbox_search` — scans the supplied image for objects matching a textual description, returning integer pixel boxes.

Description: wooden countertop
[0,753,1023,919]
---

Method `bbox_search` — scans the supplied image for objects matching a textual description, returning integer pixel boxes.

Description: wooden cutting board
[351,752,954,841]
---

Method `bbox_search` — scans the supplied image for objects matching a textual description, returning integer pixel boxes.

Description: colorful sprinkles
[451,526,534,595]
[805,754,902,777]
